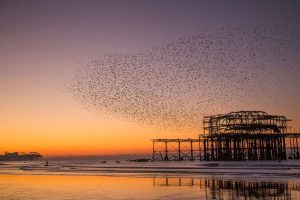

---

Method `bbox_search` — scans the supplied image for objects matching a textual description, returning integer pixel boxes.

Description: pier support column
[164,141,168,161]
[178,140,181,161]
[152,140,155,161]
[190,140,194,160]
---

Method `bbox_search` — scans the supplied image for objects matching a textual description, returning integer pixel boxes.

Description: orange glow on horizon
[0,97,200,156]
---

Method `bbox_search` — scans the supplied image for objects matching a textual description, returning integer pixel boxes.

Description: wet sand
[1,160,300,199]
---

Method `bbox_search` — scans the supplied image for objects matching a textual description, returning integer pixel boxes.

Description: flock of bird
[69,25,298,133]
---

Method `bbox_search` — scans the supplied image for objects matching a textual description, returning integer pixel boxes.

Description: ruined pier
[152,111,300,161]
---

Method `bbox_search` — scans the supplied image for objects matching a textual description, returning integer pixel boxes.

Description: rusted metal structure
[203,111,290,161]
[152,111,300,161]
[152,138,201,161]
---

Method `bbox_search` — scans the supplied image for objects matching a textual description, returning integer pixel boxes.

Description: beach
[1,160,300,199]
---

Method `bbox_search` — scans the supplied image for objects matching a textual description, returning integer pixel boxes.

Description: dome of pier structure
[204,111,288,135]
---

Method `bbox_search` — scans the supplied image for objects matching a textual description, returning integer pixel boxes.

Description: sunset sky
[0,0,299,156]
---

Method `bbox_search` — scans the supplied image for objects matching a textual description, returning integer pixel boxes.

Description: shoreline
[1,160,300,179]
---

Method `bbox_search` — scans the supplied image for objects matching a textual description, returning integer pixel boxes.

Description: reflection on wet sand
[153,177,300,200]
[1,174,300,199]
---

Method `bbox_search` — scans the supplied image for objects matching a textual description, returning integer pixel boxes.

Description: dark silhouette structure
[152,111,300,161]
[0,152,43,161]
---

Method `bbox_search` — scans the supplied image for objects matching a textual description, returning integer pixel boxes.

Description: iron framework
[152,111,300,161]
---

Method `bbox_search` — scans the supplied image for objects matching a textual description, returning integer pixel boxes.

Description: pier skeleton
[152,111,300,161]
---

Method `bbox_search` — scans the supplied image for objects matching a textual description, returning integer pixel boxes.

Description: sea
[1,158,300,200]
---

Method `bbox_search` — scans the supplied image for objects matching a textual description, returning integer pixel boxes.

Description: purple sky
[0,0,299,154]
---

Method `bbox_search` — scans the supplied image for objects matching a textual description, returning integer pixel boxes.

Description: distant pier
[0,152,43,161]
[152,111,300,161]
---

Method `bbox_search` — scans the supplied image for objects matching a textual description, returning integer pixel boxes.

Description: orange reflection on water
[1,175,300,200]
[0,175,200,200]
[0,175,154,199]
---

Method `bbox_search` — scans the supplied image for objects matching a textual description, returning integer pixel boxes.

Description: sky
[0,0,299,156]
